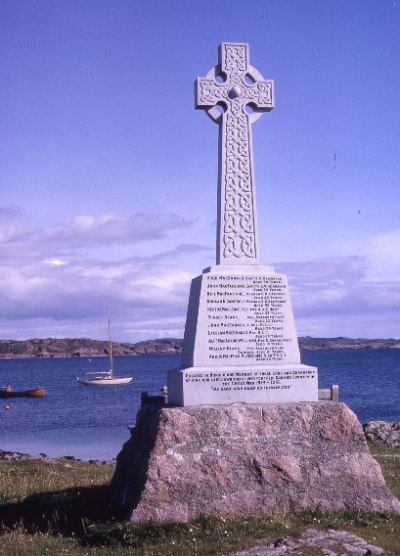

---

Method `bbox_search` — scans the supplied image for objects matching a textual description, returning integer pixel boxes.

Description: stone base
[110,402,400,523]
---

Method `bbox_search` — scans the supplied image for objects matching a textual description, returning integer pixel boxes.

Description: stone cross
[196,42,274,266]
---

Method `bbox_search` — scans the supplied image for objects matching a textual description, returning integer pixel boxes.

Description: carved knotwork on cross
[196,43,274,265]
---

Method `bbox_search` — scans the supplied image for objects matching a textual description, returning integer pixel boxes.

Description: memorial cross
[196,42,274,266]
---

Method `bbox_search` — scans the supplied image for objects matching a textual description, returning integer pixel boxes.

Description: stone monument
[168,42,318,406]
[110,43,400,522]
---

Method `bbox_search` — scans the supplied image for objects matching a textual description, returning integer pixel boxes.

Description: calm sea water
[0,350,399,460]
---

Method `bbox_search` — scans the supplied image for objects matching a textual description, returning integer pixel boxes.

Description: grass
[0,458,113,504]
[0,444,399,555]
[369,442,400,501]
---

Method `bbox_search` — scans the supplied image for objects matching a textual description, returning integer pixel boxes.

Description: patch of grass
[0,459,116,538]
[81,515,294,555]
[0,458,113,504]
[0,527,85,556]
[1,451,400,555]
[376,456,400,500]
[368,441,400,456]
[368,442,400,500]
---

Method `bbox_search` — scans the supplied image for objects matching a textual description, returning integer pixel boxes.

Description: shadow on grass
[0,484,119,538]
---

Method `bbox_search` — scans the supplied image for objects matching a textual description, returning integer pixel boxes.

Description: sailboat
[77,311,133,386]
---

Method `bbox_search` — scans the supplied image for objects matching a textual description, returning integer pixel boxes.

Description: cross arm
[196,78,227,108]
[196,77,229,123]
[245,80,274,111]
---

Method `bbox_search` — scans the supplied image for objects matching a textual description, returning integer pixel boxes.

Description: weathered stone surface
[224,528,386,555]
[111,402,400,522]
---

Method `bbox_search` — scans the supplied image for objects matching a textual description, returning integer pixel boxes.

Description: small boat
[77,310,133,386]
[0,385,46,398]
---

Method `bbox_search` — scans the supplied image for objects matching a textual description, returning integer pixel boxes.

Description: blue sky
[1,0,399,341]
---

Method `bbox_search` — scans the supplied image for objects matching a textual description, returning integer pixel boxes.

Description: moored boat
[77,371,132,386]
[77,310,133,386]
[0,385,46,398]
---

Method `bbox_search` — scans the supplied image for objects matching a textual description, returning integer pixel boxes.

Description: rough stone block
[111,402,400,522]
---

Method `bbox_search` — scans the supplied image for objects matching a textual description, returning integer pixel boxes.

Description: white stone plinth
[168,364,318,406]
[181,266,301,368]
[168,265,318,406]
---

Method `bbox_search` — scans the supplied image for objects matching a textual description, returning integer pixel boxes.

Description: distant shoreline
[0,337,183,359]
[0,336,399,359]
[0,449,115,465]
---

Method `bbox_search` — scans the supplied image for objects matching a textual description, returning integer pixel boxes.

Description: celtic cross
[196,42,274,265]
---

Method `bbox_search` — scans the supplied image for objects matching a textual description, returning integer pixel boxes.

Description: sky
[1,0,399,342]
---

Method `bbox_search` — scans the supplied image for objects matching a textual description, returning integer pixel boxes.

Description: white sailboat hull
[77,375,133,386]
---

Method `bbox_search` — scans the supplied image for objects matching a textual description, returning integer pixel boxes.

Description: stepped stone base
[168,364,318,406]
[110,402,400,523]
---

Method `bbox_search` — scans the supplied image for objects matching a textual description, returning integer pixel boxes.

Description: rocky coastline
[0,336,399,359]
[299,336,400,350]
[0,449,115,466]
[0,337,183,359]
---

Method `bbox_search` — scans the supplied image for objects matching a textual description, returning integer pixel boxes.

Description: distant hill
[299,336,400,350]
[0,336,398,359]
[0,338,183,359]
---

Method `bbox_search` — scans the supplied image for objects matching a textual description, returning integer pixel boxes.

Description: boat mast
[108,307,114,376]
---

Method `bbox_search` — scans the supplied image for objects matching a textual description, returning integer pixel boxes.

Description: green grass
[0,458,113,504]
[0,445,400,555]
[368,442,400,501]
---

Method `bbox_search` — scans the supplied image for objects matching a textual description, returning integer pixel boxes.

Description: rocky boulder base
[111,402,400,522]
[363,420,400,448]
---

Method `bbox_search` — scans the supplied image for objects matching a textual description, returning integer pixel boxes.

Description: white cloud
[0,209,195,264]
[278,255,400,337]
[0,205,399,341]
[43,258,67,266]
[0,254,191,341]
[0,206,203,340]
[55,212,190,245]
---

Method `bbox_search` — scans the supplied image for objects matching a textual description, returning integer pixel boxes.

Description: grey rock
[364,544,384,554]
[363,420,400,448]
[387,430,400,448]
[111,402,400,523]
[224,528,386,555]
[342,543,368,555]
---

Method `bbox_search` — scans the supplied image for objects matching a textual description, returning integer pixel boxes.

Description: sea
[0,350,399,461]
